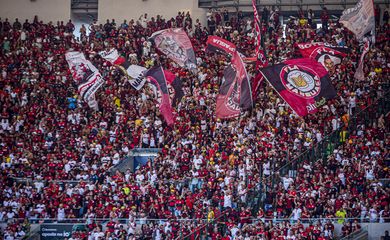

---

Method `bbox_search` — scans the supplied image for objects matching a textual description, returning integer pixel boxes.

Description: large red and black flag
[205,36,253,119]
[260,58,337,117]
[145,66,175,125]
[297,42,349,75]
[216,51,253,119]
[150,28,197,71]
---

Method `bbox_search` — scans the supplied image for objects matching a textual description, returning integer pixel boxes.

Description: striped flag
[354,39,370,81]
[252,0,267,69]
[251,0,268,99]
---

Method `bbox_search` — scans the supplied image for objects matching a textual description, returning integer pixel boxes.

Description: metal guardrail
[6,217,384,240]
[5,217,387,224]
[339,225,368,240]
[379,178,390,188]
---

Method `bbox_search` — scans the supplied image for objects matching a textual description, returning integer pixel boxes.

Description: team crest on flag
[260,58,337,117]
[281,65,321,98]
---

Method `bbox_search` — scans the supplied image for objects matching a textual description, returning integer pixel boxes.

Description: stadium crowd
[0,5,389,240]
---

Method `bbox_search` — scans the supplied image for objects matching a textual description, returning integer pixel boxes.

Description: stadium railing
[3,216,388,239]
[339,225,369,240]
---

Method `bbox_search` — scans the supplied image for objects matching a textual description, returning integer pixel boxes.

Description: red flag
[297,42,349,75]
[205,36,237,57]
[260,58,337,117]
[216,51,253,119]
[145,66,175,125]
[251,0,268,99]
[164,70,184,107]
[252,0,268,70]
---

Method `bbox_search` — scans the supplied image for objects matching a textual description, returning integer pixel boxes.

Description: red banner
[164,70,184,107]
[206,36,237,57]
[252,0,268,70]
[297,42,349,75]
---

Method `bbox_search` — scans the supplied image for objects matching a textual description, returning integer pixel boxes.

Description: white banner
[65,51,104,110]
[99,49,120,64]
[100,48,147,91]
[340,0,375,40]
[126,65,147,90]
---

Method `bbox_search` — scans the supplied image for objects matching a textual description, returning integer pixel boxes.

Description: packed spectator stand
[0,5,389,240]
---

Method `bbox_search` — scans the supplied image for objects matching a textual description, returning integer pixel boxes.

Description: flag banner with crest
[297,42,350,75]
[145,66,175,125]
[339,0,375,40]
[260,58,337,117]
[65,51,104,110]
[150,28,197,71]
[99,49,147,90]
[216,51,253,119]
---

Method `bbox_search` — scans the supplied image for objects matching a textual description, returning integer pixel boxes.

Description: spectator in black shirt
[208,16,216,35]
[22,19,30,31]
[13,18,21,30]
[382,231,390,240]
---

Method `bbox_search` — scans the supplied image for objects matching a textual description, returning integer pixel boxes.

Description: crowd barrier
[2,217,388,240]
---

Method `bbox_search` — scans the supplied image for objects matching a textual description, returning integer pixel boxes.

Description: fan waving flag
[216,51,253,119]
[297,42,349,75]
[339,0,375,40]
[65,51,104,110]
[99,48,147,90]
[150,28,197,71]
[145,66,175,125]
[260,58,337,117]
